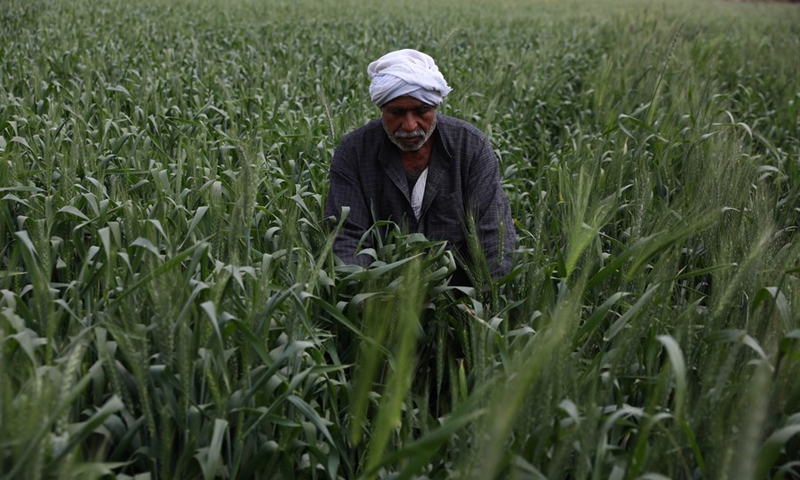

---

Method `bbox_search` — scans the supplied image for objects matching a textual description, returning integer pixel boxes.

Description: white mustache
[394,130,425,138]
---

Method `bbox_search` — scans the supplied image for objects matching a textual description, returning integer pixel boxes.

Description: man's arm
[465,137,516,277]
[324,141,373,267]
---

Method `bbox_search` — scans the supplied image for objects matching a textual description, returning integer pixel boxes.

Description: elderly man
[324,49,516,285]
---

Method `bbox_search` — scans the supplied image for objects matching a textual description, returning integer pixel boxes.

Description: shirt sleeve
[324,139,373,267]
[465,136,516,277]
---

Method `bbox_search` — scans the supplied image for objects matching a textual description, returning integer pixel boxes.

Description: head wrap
[367,49,452,107]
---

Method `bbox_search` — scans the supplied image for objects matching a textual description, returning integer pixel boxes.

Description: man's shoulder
[437,114,489,139]
[436,113,479,130]
[435,114,491,154]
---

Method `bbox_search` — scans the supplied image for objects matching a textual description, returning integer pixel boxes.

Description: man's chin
[393,137,425,151]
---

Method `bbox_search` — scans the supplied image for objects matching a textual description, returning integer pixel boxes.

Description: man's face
[381,96,437,152]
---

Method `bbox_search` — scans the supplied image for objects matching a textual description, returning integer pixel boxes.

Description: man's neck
[399,139,433,176]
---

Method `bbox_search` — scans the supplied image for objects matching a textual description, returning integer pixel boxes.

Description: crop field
[1,0,800,478]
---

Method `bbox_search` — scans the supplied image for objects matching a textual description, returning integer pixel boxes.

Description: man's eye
[415,107,431,115]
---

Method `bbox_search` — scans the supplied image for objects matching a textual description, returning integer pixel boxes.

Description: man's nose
[400,113,419,131]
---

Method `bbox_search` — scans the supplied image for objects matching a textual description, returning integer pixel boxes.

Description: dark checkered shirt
[324,114,516,277]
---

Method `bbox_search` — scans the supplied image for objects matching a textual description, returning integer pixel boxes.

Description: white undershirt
[410,167,429,220]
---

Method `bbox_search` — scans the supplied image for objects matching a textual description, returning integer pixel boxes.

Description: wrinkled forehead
[381,96,433,110]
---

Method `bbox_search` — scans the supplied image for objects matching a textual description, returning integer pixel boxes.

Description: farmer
[324,49,516,285]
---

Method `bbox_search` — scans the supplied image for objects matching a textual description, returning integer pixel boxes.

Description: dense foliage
[1,0,799,478]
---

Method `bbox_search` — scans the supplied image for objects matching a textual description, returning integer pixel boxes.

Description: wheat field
[1,0,799,478]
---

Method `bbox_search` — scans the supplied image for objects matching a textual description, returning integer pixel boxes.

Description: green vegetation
[1,0,799,478]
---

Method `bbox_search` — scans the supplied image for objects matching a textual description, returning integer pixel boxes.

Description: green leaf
[362,404,486,479]
[754,424,800,479]
[196,419,229,480]
[9,330,45,365]
[14,230,38,260]
[58,205,91,222]
[681,418,707,479]
[656,335,687,419]
[606,284,660,341]
[308,295,389,355]
[286,395,335,445]
[575,291,630,348]
[110,242,202,304]
[130,237,161,257]
[182,205,209,247]
[11,136,32,151]
[752,286,792,327]
[342,254,421,281]
[48,396,125,465]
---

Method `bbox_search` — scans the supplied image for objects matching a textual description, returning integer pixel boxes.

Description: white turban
[367,49,452,107]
